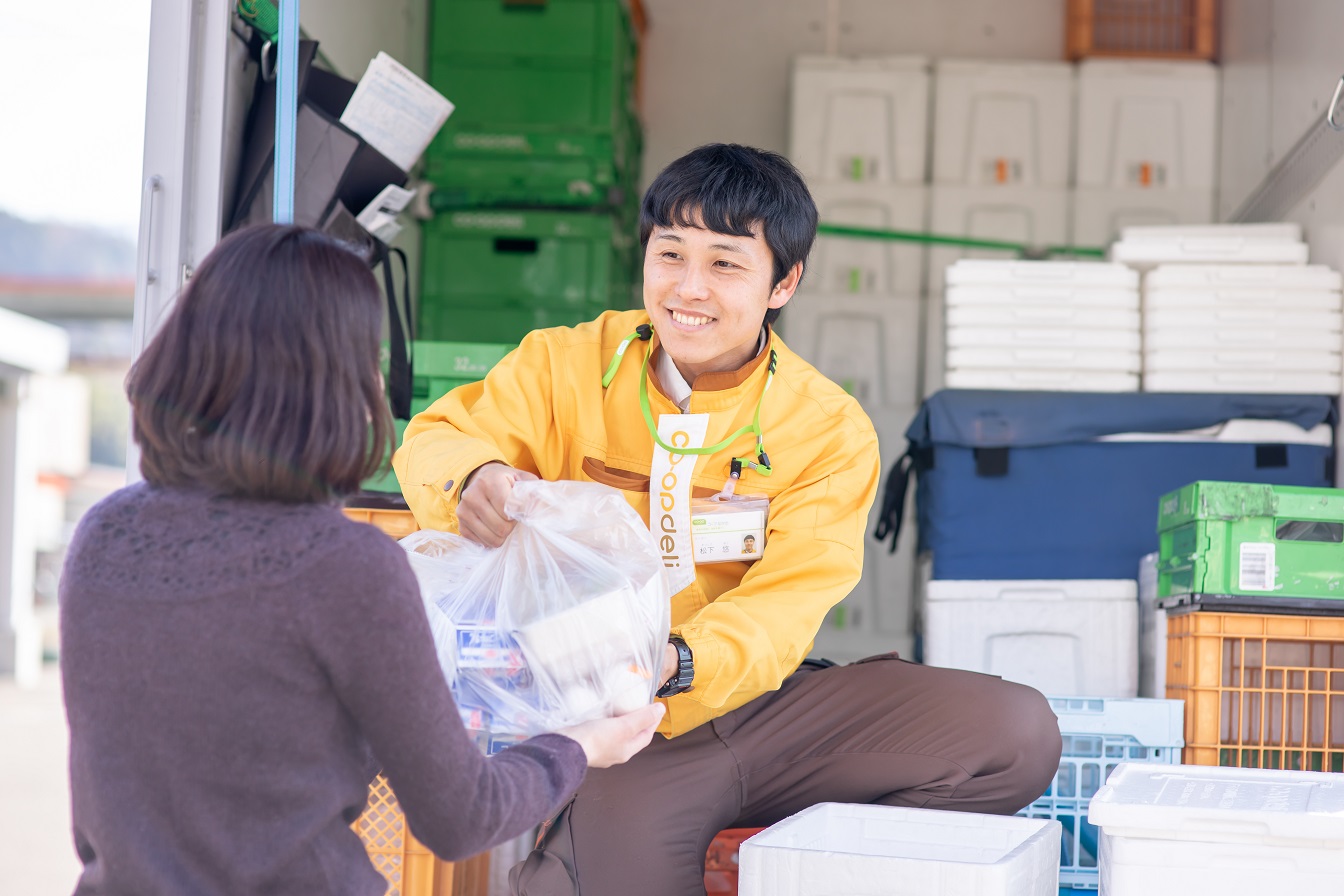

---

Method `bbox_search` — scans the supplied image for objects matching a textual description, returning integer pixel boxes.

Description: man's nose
[676,263,711,300]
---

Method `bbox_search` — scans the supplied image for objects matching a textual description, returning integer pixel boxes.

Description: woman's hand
[557,703,665,768]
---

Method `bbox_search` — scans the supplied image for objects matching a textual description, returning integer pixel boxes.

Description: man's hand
[660,642,679,685]
[457,462,537,547]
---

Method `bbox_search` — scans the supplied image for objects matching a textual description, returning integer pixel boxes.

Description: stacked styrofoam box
[941,259,1141,392]
[1116,226,1342,393]
[1071,60,1219,247]
[739,803,1061,896]
[923,579,1140,698]
[788,55,930,660]
[1020,697,1183,891]
[1090,763,1344,894]
[927,60,1074,391]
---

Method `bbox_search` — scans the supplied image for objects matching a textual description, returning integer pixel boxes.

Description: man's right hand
[457,462,538,547]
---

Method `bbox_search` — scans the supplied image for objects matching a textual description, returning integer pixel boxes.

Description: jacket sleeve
[393,329,568,532]
[664,412,882,730]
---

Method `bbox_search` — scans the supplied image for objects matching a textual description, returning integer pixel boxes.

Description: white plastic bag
[401,480,671,751]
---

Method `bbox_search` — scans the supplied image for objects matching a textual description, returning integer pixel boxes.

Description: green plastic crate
[430,0,633,69]
[418,300,614,344]
[1156,480,1344,608]
[420,209,633,310]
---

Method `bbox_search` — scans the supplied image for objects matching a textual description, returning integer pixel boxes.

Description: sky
[0,1,152,240]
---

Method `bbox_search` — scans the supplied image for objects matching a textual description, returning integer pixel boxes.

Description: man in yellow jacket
[396,144,1061,896]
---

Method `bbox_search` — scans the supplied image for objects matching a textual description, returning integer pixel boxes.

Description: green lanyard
[601,326,775,479]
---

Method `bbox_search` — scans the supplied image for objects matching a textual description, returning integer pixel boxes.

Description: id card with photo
[690,493,768,563]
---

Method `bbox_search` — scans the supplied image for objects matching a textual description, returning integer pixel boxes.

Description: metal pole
[273,0,300,224]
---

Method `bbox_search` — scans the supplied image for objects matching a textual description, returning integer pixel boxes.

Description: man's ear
[768,261,804,310]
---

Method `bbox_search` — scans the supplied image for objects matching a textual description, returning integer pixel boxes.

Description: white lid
[945,368,1139,392]
[1078,58,1220,80]
[1089,762,1344,843]
[926,579,1138,602]
[947,259,1138,289]
[1144,326,1343,352]
[946,327,1141,351]
[948,305,1141,329]
[794,54,929,73]
[1123,224,1303,243]
[1142,370,1343,394]
[1046,696,1185,746]
[1144,348,1342,373]
[1146,263,1340,291]
[1110,239,1309,266]
[933,58,1072,79]
[946,285,1140,309]
[946,346,1141,372]
[1144,307,1343,330]
[1144,289,1343,312]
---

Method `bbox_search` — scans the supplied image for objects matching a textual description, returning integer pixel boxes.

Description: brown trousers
[509,653,1063,896]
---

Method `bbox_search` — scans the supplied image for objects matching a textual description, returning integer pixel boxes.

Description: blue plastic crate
[1019,696,1184,891]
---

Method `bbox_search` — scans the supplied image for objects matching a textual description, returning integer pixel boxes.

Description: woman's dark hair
[127,224,393,503]
[639,143,818,326]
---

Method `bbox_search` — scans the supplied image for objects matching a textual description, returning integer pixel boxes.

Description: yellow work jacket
[394,309,881,736]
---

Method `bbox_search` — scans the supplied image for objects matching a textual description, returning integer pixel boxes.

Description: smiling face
[643,215,802,383]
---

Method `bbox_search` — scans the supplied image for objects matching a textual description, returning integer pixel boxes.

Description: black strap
[379,243,414,419]
[872,448,914,554]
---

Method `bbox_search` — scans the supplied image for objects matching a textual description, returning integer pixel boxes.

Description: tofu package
[401,480,672,747]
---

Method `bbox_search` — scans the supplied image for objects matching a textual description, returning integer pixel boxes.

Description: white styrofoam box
[1121,222,1303,243]
[947,326,1141,352]
[1144,326,1344,352]
[809,182,928,295]
[1071,187,1215,247]
[1145,306,1343,331]
[783,294,921,407]
[739,803,1061,896]
[946,346,1141,373]
[946,258,1139,291]
[1137,553,1165,699]
[811,404,918,663]
[947,303,1141,329]
[923,579,1139,697]
[1145,262,1342,292]
[931,59,1074,187]
[1110,235,1310,268]
[1145,289,1343,312]
[1075,60,1220,191]
[1090,763,1344,895]
[789,55,930,185]
[1143,370,1344,395]
[944,368,1140,392]
[1144,349,1342,374]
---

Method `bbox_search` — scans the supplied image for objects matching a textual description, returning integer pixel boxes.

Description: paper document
[356,184,417,242]
[340,52,454,172]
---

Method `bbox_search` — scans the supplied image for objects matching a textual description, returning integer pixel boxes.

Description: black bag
[228,38,415,418]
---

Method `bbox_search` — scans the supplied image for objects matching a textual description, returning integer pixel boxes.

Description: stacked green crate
[424,0,642,209]
[419,209,636,343]
[361,341,517,494]
[419,0,644,346]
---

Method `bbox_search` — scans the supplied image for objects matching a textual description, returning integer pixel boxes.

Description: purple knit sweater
[59,483,586,895]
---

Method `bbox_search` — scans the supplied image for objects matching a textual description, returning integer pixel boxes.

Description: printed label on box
[1238,542,1276,591]
[455,625,526,669]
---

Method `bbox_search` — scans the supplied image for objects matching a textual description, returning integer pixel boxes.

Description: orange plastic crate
[1166,609,1344,772]
[1065,0,1218,61]
[342,507,489,895]
[342,506,420,541]
[704,827,765,896]
[358,775,489,896]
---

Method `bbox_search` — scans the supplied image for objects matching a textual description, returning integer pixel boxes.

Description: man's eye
[715,260,737,269]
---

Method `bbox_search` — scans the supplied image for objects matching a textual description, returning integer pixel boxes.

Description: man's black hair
[639,144,818,327]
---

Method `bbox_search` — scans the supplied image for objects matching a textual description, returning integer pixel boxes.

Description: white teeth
[671,311,712,327]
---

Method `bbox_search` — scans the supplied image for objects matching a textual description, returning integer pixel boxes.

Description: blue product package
[875,390,1335,580]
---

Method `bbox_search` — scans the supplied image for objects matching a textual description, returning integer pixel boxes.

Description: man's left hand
[660,642,678,687]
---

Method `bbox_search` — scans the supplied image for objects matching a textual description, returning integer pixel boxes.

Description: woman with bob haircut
[58,224,663,896]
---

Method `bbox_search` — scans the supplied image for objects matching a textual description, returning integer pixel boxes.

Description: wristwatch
[656,636,694,697]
